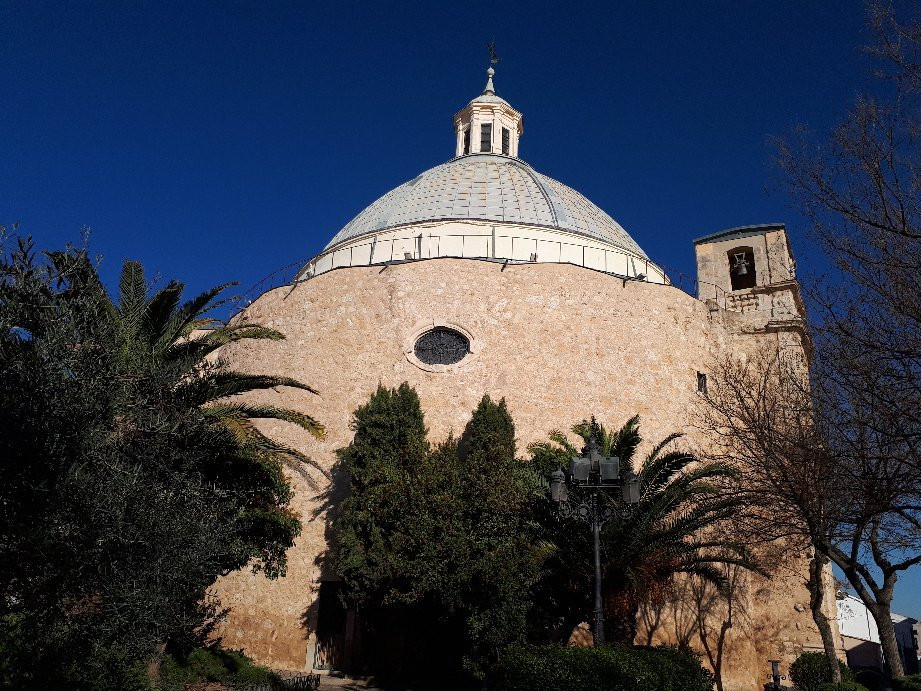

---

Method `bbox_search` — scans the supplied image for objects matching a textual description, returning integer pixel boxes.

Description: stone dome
[323,153,647,259]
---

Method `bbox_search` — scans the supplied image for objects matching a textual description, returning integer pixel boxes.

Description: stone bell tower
[694,223,808,353]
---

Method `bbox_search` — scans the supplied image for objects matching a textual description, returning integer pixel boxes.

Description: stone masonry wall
[210,257,836,690]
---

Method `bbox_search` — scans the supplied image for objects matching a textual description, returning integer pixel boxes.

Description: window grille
[697,372,708,394]
[480,123,492,153]
[463,127,470,155]
[415,328,470,366]
[502,127,510,155]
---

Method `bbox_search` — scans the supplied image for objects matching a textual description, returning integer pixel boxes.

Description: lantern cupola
[453,66,523,158]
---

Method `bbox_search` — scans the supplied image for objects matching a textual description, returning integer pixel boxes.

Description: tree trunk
[146,641,167,688]
[808,553,841,683]
[831,554,907,681]
[873,600,905,680]
[604,589,639,645]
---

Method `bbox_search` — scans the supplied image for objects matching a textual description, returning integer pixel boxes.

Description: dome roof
[324,154,647,258]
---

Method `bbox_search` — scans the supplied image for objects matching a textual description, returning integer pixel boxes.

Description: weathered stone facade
[210,242,841,690]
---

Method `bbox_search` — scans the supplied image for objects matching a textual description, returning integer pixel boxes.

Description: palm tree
[110,259,327,485]
[1,241,326,686]
[45,249,328,574]
[530,416,758,645]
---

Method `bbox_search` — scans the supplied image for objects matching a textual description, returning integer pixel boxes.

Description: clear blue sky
[2,1,918,616]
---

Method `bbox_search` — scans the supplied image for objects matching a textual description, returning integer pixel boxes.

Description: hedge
[893,675,921,691]
[486,644,713,691]
[790,652,857,691]
[158,647,280,691]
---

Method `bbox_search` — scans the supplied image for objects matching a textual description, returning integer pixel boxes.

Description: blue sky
[2,1,918,616]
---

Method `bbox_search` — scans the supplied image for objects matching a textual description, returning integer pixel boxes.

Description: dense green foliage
[529,416,756,644]
[158,647,280,690]
[486,644,714,691]
[893,675,921,691]
[790,652,856,691]
[334,386,542,683]
[817,683,870,691]
[0,240,323,689]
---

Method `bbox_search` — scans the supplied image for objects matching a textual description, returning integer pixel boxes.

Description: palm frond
[533,413,762,637]
[143,281,183,342]
[645,432,684,463]
[180,372,320,405]
[640,450,698,496]
[609,414,641,462]
[548,429,574,450]
[118,260,148,330]
[166,324,287,363]
[205,402,325,440]
[176,282,237,325]
[151,282,237,352]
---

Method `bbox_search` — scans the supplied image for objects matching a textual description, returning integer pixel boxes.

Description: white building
[837,593,919,674]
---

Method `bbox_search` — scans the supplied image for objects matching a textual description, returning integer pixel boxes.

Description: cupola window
[453,64,522,158]
[728,246,757,290]
[480,123,492,153]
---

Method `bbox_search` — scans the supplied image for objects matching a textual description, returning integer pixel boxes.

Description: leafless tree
[702,346,921,679]
[769,1,921,678]
[701,352,845,682]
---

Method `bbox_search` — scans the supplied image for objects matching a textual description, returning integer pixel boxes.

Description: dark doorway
[314,582,347,672]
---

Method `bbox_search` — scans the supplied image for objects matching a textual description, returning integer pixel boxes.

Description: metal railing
[228,234,738,319]
[301,231,663,282]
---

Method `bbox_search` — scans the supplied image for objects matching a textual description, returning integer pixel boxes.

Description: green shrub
[818,683,870,691]
[853,668,885,691]
[790,652,855,691]
[158,647,280,691]
[893,675,921,691]
[485,644,713,691]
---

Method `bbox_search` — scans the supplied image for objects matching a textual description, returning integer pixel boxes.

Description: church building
[211,66,841,690]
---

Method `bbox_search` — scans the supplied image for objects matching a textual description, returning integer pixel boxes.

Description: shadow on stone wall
[637,566,776,691]
[299,458,351,673]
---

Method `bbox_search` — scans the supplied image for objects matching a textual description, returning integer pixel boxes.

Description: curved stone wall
[210,258,828,690]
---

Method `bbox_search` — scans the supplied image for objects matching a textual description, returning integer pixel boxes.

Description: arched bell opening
[727,246,756,290]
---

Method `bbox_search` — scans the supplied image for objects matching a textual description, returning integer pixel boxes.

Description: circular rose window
[414,327,470,366]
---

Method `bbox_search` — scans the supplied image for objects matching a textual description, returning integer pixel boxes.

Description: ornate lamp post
[549,437,642,646]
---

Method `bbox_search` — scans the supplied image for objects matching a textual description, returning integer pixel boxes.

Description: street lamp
[548,436,642,646]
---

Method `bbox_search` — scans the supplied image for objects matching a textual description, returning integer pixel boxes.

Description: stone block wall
[209,257,836,690]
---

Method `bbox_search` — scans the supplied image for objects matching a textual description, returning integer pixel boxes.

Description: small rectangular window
[697,372,708,395]
[463,128,470,155]
[502,127,510,155]
[480,123,492,153]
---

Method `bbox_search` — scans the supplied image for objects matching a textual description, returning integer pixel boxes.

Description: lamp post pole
[591,491,605,645]
[549,436,642,648]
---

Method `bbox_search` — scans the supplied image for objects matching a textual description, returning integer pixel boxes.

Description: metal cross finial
[488,40,500,66]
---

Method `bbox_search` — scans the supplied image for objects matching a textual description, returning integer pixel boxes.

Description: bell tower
[453,66,523,158]
[694,223,807,345]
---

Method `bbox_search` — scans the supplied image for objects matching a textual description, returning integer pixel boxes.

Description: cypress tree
[334,390,541,685]
[455,395,539,677]
[334,383,430,606]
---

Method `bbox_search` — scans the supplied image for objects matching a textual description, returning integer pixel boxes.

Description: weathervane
[487,40,500,67]
[484,40,499,94]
